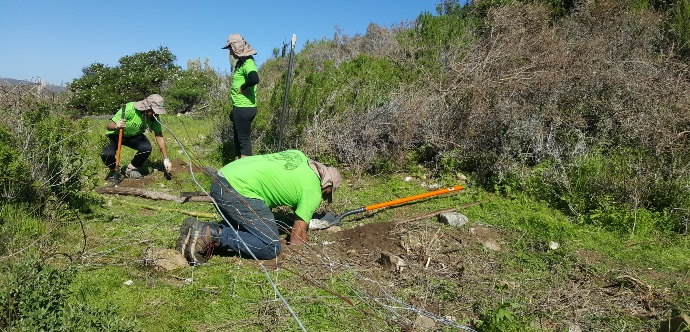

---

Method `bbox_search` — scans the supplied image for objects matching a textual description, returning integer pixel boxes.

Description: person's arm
[106,120,118,131]
[154,132,168,159]
[288,219,309,246]
[239,71,260,95]
[107,117,126,131]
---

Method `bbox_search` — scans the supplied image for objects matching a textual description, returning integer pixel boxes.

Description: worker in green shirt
[176,150,342,265]
[101,94,172,181]
[222,33,260,160]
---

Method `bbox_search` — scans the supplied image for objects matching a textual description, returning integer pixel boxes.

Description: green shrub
[0,125,35,206]
[165,58,221,115]
[67,47,179,115]
[0,257,138,331]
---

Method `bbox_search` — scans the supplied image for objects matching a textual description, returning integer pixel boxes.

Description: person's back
[219,150,321,222]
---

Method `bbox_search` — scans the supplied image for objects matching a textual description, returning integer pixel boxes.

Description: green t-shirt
[105,102,162,137]
[230,59,258,107]
[219,150,322,223]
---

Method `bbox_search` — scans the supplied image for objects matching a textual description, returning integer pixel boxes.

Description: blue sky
[0,1,440,86]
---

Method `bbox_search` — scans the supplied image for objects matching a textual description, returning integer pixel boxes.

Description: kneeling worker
[177,150,342,265]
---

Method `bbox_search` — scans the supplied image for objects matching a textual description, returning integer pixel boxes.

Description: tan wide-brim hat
[308,160,342,203]
[221,33,257,57]
[134,94,166,114]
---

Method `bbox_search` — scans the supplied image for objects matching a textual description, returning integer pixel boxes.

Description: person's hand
[115,119,126,129]
[288,220,309,246]
[163,158,172,172]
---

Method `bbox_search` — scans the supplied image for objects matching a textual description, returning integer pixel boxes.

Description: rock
[377,251,407,272]
[549,241,560,250]
[143,248,189,272]
[404,176,413,182]
[413,315,436,330]
[568,322,583,332]
[483,239,501,251]
[658,314,690,332]
[326,225,342,232]
[438,212,469,227]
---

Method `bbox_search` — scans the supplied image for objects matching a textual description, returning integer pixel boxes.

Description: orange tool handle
[364,185,464,211]
[115,128,124,167]
[114,105,126,169]
[330,185,465,226]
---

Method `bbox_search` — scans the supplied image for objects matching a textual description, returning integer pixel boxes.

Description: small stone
[404,176,413,182]
[377,251,407,272]
[413,315,436,329]
[438,212,469,227]
[124,280,133,286]
[549,241,560,250]
[483,239,501,251]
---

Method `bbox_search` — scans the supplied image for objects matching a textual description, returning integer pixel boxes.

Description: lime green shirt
[219,150,322,222]
[230,59,258,107]
[105,102,162,137]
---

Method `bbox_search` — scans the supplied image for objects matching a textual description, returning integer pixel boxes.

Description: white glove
[308,218,331,230]
[163,158,172,172]
[115,118,126,129]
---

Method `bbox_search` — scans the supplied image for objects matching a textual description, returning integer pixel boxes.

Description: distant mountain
[0,77,67,93]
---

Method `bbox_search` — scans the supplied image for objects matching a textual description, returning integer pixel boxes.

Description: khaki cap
[221,33,257,57]
[134,94,166,114]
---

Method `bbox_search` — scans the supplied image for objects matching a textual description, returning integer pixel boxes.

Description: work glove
[308,212,337,230]
[308,218,330,230]
[115,118,126,129]
[163,158,172,172]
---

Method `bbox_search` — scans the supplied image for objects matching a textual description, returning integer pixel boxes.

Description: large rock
[143,248,189,272]
[438,212,469,227]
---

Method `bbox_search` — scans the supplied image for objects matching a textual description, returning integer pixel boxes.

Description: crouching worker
[176,150,342,265]
[101,94,172,181]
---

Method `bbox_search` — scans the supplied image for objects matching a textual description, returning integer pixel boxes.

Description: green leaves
[67,47,179,115]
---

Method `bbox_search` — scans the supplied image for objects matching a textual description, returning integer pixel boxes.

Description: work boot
[125,167,143,179]
[178,219,222,266]
[175,217,197,257]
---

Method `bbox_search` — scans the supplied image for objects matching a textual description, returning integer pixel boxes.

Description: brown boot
[177,219,222,266]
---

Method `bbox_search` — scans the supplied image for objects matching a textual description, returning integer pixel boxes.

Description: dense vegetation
[1,0,689,330]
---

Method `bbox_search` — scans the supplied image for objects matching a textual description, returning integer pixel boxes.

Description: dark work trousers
[230,106,257,158]
[101,133,152,170]
[210,173,282,260]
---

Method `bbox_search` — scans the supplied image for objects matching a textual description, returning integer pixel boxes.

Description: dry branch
[95,186,213,203]
[121,201,217,219]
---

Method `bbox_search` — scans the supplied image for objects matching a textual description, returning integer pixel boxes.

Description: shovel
[329,185,464,226]
[109,105,126,186]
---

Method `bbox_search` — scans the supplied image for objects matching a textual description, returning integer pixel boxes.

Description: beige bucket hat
[308,160,342,203]
[134,94,166,114]
[221,33,257,57]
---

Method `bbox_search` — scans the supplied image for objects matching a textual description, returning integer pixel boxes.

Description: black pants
[230,106,257,157]
[101,134,152,170]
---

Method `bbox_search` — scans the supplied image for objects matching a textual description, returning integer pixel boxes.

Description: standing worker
[102,94,172,181]
[222,33,260,160]
[176,150,342,265]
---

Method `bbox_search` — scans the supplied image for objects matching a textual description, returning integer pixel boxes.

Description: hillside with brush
[1,0,689,331]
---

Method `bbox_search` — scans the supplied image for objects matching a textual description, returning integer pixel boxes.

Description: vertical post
[278,34,296,151]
